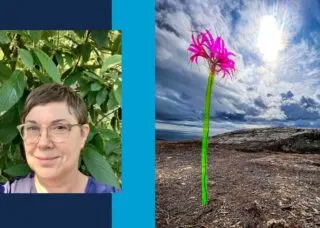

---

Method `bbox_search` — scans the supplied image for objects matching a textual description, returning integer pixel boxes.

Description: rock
[266,219,289,228]
[246,200,263,217]
[279,200,295,210]
[212,128,320,154]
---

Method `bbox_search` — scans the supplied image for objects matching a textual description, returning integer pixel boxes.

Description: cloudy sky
[156,0,320,140]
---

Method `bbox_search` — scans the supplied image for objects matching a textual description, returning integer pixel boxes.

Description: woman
[0,83,119,193]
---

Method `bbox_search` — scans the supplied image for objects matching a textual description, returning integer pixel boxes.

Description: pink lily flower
[188,29,236,78]
[187,29,237,205]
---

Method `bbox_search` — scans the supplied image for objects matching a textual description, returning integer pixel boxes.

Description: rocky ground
[156,128,320,227]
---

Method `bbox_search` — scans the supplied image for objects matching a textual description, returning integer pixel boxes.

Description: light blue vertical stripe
[112,1,155,228]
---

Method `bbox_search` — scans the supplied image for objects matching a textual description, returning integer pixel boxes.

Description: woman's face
[23,102,89,181]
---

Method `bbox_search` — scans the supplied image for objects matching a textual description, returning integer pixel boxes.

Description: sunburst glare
[258,15,283,62]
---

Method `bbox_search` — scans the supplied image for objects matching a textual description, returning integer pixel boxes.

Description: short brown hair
[22,83,87,124]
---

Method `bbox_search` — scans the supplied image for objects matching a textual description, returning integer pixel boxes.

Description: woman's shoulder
[85,177,120,194]
[0,174,120,194]
[0,173,36,193]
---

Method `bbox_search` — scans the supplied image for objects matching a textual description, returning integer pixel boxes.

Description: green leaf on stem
[101,55,121,73]
[4,163,32,177]
[91,31,108,48]
[0,71,25,113]
[90,82,102,91]
[18,48,34,70]
[33,49,61,83]
[96,89,108,106]
[28,30,42,44]
[83,144,120,188]
[0,62,12,81]
[0,32,10,44]
[0,102,20,144]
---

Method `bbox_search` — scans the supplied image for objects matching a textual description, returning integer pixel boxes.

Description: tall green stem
[201,71,215,205]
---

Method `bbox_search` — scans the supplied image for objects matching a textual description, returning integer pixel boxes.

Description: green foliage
[83,144,120,189]
[4,163,32,177]
[0,30,122,188]
[33,49,61,83]
[0,71,25,113]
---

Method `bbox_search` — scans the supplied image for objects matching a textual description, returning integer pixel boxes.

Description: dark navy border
[0,0,111,29]
[0,194,112,228]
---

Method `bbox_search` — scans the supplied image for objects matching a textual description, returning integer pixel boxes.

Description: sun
[258,15,283,62]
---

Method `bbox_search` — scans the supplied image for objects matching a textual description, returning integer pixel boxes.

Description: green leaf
[113,148,122,156]
[55,51,64,67]
[105,138,121,155]
[91,30,108,48]
[18,48,34,70]
[90,82,102,91]
[79,43,91,62]
[64,53,74,67]
[92,134,105,153]
[101,55,121,73]
[28,30,42,44]
[0,103,20,144]
[16,94,25,118]
[96,89,108,105]
[7,143,22,162]
[108,154,119,166]
[39,73,53,83]
[33,49,61,83]
[43,40,54,49]
[0,62,12,81]
[86,127,98,143]
[0,32,10,44]
[105,72,120,81]
[4,163,32,177]
[3,30,27,36]
[111,33,122,54]
[83,144,120,188]
[99,128,120,140]
[0,71,25,113]
[107,90,119,110]
[74,30,86,38]
[113,80,122,104]
[0,175,8,183]
[41,30,56,40]
[0,127,19,145]
[63,72,81,86]
[78,84,90,98]
[83,71,104,83]
[87,91,96,106]
[33,68,53,84]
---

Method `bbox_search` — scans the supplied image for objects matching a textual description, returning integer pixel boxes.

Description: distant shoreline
[157,127,320,154]
[156,126,320,142]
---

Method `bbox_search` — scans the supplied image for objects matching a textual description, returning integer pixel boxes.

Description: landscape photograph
[156,0,320,227]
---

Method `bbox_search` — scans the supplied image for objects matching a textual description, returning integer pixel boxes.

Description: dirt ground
[156,142,320,228]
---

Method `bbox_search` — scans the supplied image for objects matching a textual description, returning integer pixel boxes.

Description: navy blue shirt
[0,173,119,193]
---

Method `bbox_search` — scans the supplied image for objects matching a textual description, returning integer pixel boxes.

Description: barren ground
[156,129,320,227]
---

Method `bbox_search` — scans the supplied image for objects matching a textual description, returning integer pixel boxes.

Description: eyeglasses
[17,122,83,144]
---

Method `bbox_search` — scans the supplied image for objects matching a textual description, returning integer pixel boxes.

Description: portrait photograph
[0,30,122,193]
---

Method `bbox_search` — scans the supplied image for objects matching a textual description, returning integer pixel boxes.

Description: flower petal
[188,29,236,78]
